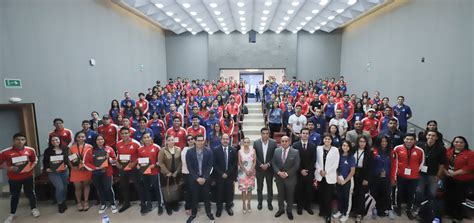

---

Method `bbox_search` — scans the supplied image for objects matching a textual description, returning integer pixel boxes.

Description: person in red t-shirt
[0,133,40,222]
[220,110,235,144]
[225,97,240,122]
[187,116,207,140]
[136,93,149,115]
[137,133,163,215]
[390,133,424,219]
[361,109,380,141]
[295,95,310,116]
[166,117,188,149]
[49,118,73,147]
[97,115,119,148]
[165,104,184,129]
[117,119,136,141]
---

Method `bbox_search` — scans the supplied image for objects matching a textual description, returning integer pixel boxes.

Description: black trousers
[215,177,234,211]
[256,169,273,204]
[296,174,314,210]
[444,177,471,220]
[9,177,37,214]
[336,179,353,216]
[396,176,418,211]
[119,169,143,204]
[352,174,369,215]
[141,174,162,206]
[268,123,282,138]
[370,176,391,213]
[182,173,192,210]
[190,178,211,215]
[318,178,335,217]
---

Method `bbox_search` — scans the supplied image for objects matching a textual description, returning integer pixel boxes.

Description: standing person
[329,109,349,138]
[49,118,74,147]
[253,127,277,211]
[89,111,103,131]
[69,131,93,212]
[80,120,98,147]
[333,141,355,222]
[306,122,322,146]
[109,100,121,123]
[115,127,144,213]
[83,135,118,214]
[97,115,119,149]
[294,128,317,215]
[165,117,188,149]
[443,136,474,222]
[255,85,261,102]
[417,120,444,146]
[351,136,373,223]
[272,136,301,220]
[346,120,372,148]
[158,135,182,215]
[267,101,283,138]
[147,112,165,146]
[181,135,195,215]
[392,96,412,133]
[43,136,70,213]
[288,105,307,143]
[238,137,257,214]
[390,133,424,220]
[137,133,163,215]
[219,110,235,144]
[208,123,223,149]
[370,136,395,219]
[1,133,40,223]
[361,108,380,142]
[213,134,238,217]
[413,130,446,219]
[134,118,154,143]
[315,133,340,223]
[186,134,215,223]
[379,118,404,149]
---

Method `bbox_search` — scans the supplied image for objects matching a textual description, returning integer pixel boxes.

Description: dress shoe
[157,205,164,215]
[268,203,273,211]
[226,208,234,216]
[297,209,303,215]
[287,212,294,220]
[166,207,172,216]
[207,213,215,221]
[305,208,314,215]
[274,210,284,218]
[216,210,222,217]
[186,215,196,223]
[118,203,131,213]
[257,203,262,210]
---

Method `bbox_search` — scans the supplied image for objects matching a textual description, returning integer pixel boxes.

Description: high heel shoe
[242,204,247,214]
[247,203,252,213]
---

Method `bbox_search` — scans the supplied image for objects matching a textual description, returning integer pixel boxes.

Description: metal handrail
[408,121,451,147]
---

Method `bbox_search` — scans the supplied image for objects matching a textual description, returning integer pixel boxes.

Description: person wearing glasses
[181,135,195,215]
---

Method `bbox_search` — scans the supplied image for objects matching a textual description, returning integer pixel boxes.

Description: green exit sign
[4,79,22,88]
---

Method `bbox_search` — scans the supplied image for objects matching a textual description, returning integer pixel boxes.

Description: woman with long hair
[370,136,394,219]
[220,110,234,145]
[109,100,121,123]
[181,135,195,215]
[328,124,342,148]
[333,140,355,222]
[237,137,256,214]
[267,100,283,138]
[121,100,134,119]
[68,131,92,212]
[351,136,373,223]
[130,108,145,130]
[158,135,182,215]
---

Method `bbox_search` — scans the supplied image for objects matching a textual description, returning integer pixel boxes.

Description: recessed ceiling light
[312,9,319,14]
[305,16,312,21]
[309,30,315,34]
[217,17,224,21]
[320,0,328,6]
[238,10,245,15]
[260,27,265,30]
[209,3,218,8]
[209,32,214,35]
[205,27,210,31]
[225,32,230,35]
[275,31,281,34]
[263,10,270,14]
[182,23,187,27]
[348,0,357,5]
[315,26,321,29]
[182,3,191,8]
[188,28,193,31]
[291,1,299,6]
[201,23,207,27]
[190,11,197,16]
[296,26,302,30]
[328,16,335,20]
[264,1,272,6]
[237,2,245,7]
[278,26,284,30]
[259,31,263,34]
[166,11,173,16]
[320,21,327,25]
[280,22,286,26]
[240,17,246,21]
[283,16,290,21]
[287,9,294,14]
[300,22,306,26]
[155,3,164,8]
[214,11,221,15]
[261,16,268,21]
[191,32,197,35]
[196,18,203,22]
[261,22,266,26]
[174,18,181,22]
[241,22,246,26]
[336,9,345,13]
[223,27,228,30]
[221,23,226,26]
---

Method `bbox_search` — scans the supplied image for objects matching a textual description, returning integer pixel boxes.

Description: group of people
[0,76,472,223]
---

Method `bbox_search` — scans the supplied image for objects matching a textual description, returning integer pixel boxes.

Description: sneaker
[110,205,118,214]
[340,215,349,222]
[98,205,107,214]
[31,208,40,218]
[355,214,362,223]
[332,211,342,218]
[372,208,377,219]
[4,214,14,223]
[387,210,395,220]
[393,207,402,216]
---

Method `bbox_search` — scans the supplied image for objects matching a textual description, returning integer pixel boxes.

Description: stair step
[244,116,264,121]
[243,122,265,127]
[245,113,264,117]
[245,104,261,109]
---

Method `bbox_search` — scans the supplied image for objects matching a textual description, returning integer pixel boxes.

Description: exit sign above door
[4,79,22,89]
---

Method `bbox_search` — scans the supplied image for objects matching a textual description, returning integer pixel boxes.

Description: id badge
[421,166,428,173]
[404,168,411,175]
[174,137,179,142]
[380,170,386,178]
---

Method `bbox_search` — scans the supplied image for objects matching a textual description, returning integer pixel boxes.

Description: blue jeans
[92,170,115,205]
[48,170,69,203]
[414,174,437,206]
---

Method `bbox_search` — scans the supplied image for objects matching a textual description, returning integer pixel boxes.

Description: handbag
[243,105,249,114]
[162,176,183,203]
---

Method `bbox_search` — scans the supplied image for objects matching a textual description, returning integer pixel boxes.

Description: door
[240,73,263,99]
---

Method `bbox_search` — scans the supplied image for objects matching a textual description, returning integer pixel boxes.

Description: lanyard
[356,149,364,167]
[449,149,462,169]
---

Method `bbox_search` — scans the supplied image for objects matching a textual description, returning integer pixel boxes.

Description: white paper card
[12,156,27,164]
[421,166,428,173]
[119,154,131,161]
[68,153,79,161]
[50,155,63,162]
[404,168,412,175]
[174,137,179,142]
[138,157,150,164]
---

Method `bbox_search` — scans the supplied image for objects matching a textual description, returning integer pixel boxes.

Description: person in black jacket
[43,136,70,213]
[351,135,373,223]
[213,134,238,217]
[293,128,317,215]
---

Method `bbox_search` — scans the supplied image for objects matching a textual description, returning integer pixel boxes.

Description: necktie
[282,149,287,163]
[303,143,306,150]
[224,147,228,171]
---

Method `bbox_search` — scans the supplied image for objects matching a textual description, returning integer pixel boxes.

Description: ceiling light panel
[118,0,391,34]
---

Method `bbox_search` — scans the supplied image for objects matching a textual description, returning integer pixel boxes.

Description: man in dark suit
[212,134,238,217]
[293,128,317,215]
[272,136,300,220]
[253,127,277,211]
[186,134,215,223]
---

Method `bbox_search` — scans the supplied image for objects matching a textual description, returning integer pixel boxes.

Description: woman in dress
[69,131,93,211]
[237,137,256,214]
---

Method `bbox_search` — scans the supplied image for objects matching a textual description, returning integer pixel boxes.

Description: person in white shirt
[181,135,195,215]
[329,109,348,138]
[288,105,307,143]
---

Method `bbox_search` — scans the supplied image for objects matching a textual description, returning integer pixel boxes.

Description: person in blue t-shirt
[205,110,219,139]
[308,108,326,135]
[392,96,412,133]
[370,136,394,219]
[134,118,154,143]
[306,122,321,146]
[80,120,98,147]
[148,94,163,118]
[333,141,355,222]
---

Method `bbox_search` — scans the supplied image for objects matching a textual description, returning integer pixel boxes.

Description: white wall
[165,31,208,79]
[340,0,473,140]
[0,0,167,150]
